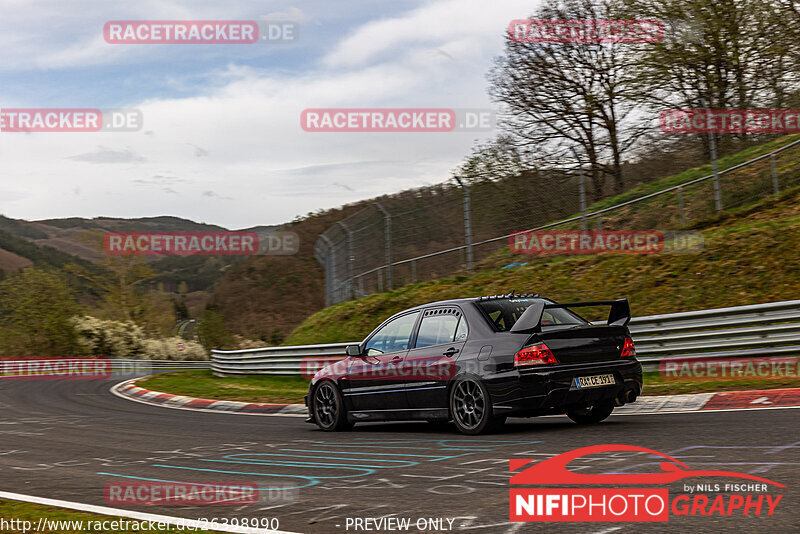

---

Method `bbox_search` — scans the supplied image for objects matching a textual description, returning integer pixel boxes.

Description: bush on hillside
[74,316,208,360]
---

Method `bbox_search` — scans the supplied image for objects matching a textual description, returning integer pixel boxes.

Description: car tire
[566,400,615,424]
[450,377,497,435]
[312,381,352,431]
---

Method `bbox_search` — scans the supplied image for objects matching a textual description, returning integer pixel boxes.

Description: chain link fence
[316,137,800,306]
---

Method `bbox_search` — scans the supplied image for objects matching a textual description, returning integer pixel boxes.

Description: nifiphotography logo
[509,444,784,522]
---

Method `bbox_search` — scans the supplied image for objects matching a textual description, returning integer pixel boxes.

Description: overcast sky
[0,0,539,229]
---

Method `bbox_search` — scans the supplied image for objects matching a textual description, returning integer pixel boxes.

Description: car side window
[415,312,460,348]
[454,316,468,341]
[364,312,420,355]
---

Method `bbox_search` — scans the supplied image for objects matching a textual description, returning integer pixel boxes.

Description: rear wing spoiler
[510,299,631,334]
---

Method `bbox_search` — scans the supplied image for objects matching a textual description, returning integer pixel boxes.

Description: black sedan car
[306,293,643,434]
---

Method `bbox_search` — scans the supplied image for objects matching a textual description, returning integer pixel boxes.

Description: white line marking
[0,490,300,534]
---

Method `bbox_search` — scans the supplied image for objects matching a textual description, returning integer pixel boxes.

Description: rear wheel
[450,377,499,435]
[566,400,614,424]
[312,381,352,431]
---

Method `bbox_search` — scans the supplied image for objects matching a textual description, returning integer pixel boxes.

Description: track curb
[112,377,800,418]
[111,378,307,416]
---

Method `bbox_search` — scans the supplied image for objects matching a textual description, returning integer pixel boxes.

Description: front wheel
[566,400,614,424]
[450,377,499,435]
[312,381,352,431]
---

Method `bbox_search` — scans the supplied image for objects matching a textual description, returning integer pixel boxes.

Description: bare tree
[620,0,800,152]
[489,0,648,200]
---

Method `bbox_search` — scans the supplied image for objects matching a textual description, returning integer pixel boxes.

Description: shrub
[74,316,208,360]
[140,337,208,361]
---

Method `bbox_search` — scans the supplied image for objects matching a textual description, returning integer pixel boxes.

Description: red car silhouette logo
[510,444,785,487]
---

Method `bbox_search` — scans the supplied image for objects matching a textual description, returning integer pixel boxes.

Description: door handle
[391,356,403,363]
[443,347,460,357]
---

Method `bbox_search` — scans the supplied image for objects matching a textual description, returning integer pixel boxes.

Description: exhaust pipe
[614,389,637,406]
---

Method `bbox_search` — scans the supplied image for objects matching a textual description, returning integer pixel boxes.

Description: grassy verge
[641,371,800,396]
[132,370,799,405]
[0,500,219,533]
[136,370,309,404]
[285,184,800,345]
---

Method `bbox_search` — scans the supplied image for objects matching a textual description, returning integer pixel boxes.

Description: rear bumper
[485,359,643,417]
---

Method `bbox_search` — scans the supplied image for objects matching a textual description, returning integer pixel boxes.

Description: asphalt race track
[0,377,798,534]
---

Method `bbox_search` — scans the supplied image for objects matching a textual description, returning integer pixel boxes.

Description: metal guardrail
[211,300,800,376]
[212,344,350,376]
[628,299,800,370]
[115,359,211,370]
[0,359,210,379]
[0,358,210,370]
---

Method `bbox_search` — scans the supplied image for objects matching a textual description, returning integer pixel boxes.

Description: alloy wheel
[314,383,338,428]
[452,379,486,430]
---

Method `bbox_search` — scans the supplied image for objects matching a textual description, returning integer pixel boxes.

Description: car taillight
[621,336,636,358]
[514,343,557,367]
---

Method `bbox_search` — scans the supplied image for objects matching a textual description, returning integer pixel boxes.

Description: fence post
[579,166,587,231]
[702,98,722,214]
[571,147,588,231]
[374,202,392,290]
[596,214,603,231]
[678,186,686,226]
[710,130,722,213]
[771,154,779,195]
[318,235,335,306]
[411,259,416,283]
[454,177,473,272]
[337,221,354,300]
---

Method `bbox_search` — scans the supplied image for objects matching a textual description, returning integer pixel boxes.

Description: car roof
[404,295,547,312]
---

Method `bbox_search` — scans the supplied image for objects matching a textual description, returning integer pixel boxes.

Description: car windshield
[476,299,587,332]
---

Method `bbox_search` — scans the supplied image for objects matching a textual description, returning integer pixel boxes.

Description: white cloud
[0,0,543,228]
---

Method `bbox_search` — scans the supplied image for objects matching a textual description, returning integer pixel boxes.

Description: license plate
[575,374,615,389]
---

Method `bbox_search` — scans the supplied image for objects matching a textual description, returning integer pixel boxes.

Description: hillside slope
[285,185,800,345]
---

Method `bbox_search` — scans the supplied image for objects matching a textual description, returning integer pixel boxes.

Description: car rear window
[476,299,587,331]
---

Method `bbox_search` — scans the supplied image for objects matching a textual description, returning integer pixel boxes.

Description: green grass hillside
[285,182,800,345]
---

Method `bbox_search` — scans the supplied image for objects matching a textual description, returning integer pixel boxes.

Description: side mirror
[345,344,362,357]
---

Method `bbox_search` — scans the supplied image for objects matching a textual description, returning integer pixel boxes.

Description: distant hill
[0,216,243,313]
[0,214,331,330]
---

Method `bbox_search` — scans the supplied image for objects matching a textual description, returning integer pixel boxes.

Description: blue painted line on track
[97,438,544,495]
[198,458,416,469]
[218,452,418,465]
